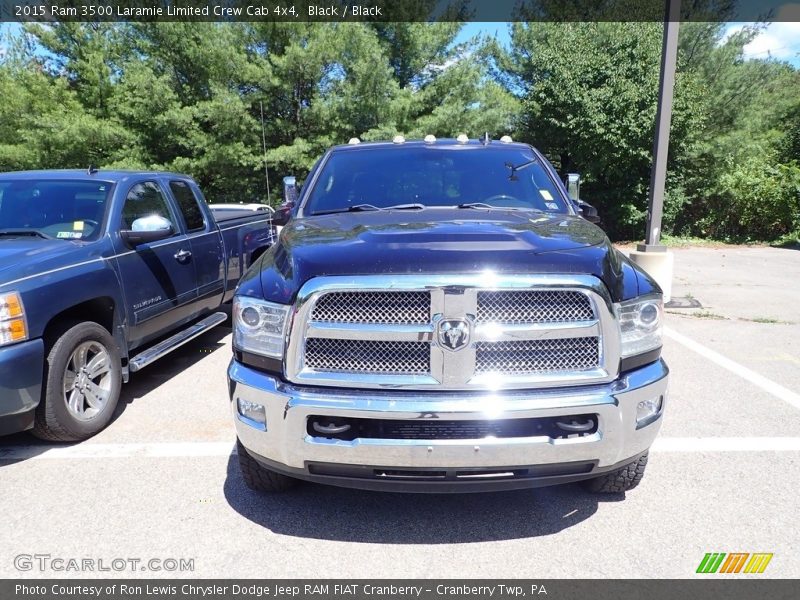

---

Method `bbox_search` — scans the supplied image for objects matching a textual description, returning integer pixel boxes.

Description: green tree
[0,33,132,171]
[498,22,698,237]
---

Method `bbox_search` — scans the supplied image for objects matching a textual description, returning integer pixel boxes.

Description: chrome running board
[129,312,227,372]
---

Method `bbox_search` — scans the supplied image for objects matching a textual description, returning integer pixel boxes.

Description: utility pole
[260,101,270,204]
[639,0,680,251]
[630,0,680,301]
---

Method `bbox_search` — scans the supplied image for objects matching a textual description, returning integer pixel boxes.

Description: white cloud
[742,22,800,60]
[723,11,800,64]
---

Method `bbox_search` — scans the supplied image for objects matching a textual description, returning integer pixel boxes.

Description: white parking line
[0,441,235,461]
[3,438,800,461]
[652,437,800,452]
[664,326,800,411]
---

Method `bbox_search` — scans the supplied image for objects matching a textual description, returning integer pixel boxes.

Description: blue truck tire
[32,321,122,442]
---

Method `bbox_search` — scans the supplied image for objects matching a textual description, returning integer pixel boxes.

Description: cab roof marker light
[424,134,436,143]
[500,135,513,143]
[348,137,360,145]
[393,135,405,144]
[456,134,469,143]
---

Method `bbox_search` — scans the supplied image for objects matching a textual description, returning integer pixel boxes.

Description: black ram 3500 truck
[228,136,668,494]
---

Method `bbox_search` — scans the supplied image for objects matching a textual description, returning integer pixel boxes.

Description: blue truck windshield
[0,179,112,241]
[304,146,570,216]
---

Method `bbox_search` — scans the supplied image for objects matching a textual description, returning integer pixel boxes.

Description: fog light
[636,395,664,427]
[237,398,267,430]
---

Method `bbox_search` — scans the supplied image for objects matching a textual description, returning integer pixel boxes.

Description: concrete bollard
[629,249,674,302]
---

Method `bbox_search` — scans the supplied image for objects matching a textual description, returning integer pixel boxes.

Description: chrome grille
[305,338,430,375]
[310,291,430,324]
[475,338,600,374]
[288,275,618,390]
[477,290,594,323]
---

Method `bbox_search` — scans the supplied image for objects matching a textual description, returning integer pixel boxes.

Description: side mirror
[283,175,298,204]
[575,199,601,224]
[273,175,299,226]
[120,215,174,247]
[272,201,294,226]
[566,173,581,200]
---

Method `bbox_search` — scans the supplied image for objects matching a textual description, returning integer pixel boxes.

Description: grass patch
[666,310,728,320]
[615,234,793,249]
[739,316,795,325]
[660,234,726,248]
[771,233,800,250]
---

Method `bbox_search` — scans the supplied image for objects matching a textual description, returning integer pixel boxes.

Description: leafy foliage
[496,19,800,241]
[0,22,516,204]
[0,19,798,243]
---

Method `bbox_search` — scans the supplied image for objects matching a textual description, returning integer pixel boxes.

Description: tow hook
[312,421,352,435]
[555,418,596,434]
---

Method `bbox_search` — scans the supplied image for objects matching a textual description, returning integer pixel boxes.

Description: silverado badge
[438,319,471,351]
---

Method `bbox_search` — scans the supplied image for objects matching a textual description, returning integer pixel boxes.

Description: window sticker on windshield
[545,202,559,210]
[73,221,84,231]
[57,231,83,239]
[539,190,554,201]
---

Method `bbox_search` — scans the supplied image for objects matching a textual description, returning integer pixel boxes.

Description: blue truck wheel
[32,321,122,442]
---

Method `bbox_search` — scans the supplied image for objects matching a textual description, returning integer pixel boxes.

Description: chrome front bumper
[229,359,668,491]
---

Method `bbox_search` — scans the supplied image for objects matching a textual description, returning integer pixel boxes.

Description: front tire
[32,321,122,442]
[236,439,298,492]
[584,452,649,493]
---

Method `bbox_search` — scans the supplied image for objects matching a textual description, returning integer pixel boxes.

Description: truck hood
[244,209,647,304]
[0,238,88,286]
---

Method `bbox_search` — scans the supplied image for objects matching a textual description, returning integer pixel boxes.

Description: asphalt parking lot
[1,245,798,579]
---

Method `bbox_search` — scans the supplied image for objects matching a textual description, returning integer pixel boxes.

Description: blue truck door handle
[174,249,192,263]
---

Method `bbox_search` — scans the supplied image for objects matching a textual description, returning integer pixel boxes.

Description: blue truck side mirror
[120,215,174,247]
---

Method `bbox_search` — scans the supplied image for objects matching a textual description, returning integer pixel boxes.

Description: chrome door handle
[174,249,192,262]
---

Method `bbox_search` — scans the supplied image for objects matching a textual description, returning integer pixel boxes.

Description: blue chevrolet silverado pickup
[229,136,669,494]
[0,170,274,441]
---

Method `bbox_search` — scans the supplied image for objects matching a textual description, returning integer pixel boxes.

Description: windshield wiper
[457,202,498,210]
[384,203,426,210]
[313,202,428,216]
[312,204,383,216]
[457,203,537,212]
[0,229,55,239]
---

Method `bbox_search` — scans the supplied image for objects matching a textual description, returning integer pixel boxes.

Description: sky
[724,21,800,64]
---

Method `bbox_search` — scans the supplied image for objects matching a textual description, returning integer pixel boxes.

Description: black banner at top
[0,0,798,23]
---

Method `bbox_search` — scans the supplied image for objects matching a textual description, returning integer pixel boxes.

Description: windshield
[0,179,112,241]
[303,146,571,216]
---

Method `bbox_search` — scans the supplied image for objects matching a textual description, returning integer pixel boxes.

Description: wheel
[236,439,298,492]
[584,452,649,493]
[32,321,122,442]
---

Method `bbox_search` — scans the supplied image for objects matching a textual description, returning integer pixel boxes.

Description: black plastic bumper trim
[0,408,35,437]
[620,347,662,374]
[236,350,283,376]
[241,446,650,494]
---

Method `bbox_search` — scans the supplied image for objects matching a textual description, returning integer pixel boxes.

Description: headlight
[0,291,28,347]
[615,294,663,358]
[232,296,290,359]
